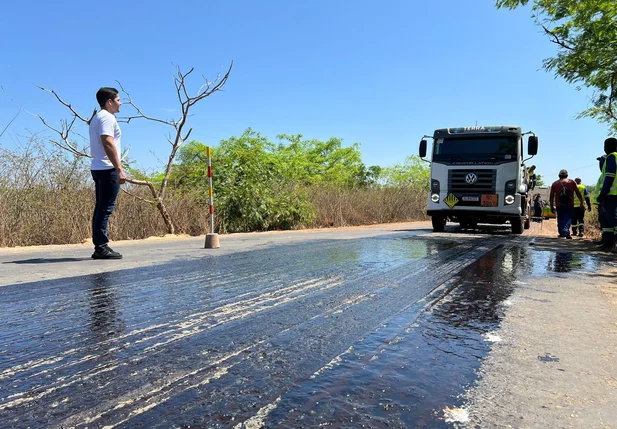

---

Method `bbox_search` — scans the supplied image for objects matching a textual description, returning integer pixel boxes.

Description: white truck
[419,126,538,234]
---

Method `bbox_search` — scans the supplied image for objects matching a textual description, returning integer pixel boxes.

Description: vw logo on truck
[465,173,478,184]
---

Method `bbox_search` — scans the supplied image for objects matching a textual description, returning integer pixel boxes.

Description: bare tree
[35,63,233,234]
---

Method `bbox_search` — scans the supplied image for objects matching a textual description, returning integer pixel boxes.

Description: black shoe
[578,233,584,238]
[92,247,123,259]
[565,234,573,239]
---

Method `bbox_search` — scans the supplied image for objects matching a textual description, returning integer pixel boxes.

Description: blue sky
[0,0,611,185]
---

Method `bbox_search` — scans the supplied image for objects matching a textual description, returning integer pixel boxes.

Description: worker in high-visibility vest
[571,177,592,237]
[527,165,537,191]
[593,155,606,246]
[596,137,617,252]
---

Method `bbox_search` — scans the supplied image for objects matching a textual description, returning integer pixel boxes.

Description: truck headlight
[505,195,515,205]
[431,194,440,203]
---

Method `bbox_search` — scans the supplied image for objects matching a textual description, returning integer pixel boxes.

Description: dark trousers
[556,205,574,237]
[571,207,586,235]
[600,196,617,245]
[91,169,120,249]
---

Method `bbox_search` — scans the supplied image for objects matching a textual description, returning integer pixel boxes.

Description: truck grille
[448,169,497,194]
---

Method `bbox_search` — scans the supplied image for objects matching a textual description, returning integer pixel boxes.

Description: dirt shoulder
[462,228,617,428]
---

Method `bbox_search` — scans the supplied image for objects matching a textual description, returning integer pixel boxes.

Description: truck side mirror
[528,136,538,155]
[419,140,427,158]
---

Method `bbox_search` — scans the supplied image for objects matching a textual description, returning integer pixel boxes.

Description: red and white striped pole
[204,146,220,248]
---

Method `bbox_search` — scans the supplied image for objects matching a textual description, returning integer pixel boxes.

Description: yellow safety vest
[601,152,617,196]
[574,184,586,208]
[593,173,603,204]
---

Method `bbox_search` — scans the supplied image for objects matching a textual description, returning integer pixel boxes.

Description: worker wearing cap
[596,137,617,251]
[571,177,592,237]
[550,169,584,239]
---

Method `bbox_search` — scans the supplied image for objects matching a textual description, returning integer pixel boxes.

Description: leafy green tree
[172,130,316,232]
[496,0,617,132]
[381,156,430,190]
[170,129,386,232]
[535,174,545,186]
[275,134,379,188]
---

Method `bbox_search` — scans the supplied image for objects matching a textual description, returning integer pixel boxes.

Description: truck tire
[432,216,446,232]
[511,217,524,234]
[524,216,531,230]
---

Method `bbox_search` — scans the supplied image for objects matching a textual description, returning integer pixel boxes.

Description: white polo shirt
[89,110,121,170]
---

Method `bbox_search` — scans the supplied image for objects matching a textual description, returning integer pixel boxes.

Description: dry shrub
[0,187,92,247]
[111,187,211,240]
[308,186,428,228]
[0,185,211,247]
[585,205,601,240]
[0,135,430,247]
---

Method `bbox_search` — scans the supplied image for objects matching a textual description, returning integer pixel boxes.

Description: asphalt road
[0,222,608,428]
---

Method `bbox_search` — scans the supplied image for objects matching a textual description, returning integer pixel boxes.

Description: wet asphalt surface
[0,225,606,428]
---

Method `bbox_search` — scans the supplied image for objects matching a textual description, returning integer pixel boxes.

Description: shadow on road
[3,257,91,264]
[530,236,612,256]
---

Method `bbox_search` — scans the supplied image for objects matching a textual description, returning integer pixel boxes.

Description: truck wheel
[432,216,446,232]
[524,216,531,230]
[511,217,524,234]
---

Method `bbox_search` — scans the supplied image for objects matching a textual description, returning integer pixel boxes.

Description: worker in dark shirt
[550,169,584,239]
[596,137,617,252]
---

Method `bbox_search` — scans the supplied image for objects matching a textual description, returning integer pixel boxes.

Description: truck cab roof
[433,126,522,139]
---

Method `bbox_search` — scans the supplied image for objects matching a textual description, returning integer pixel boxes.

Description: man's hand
[587,206,592,212]
[117,169,127,185]
[550,206,556,214]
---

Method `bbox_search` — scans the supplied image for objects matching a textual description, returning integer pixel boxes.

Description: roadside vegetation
[0,131,429,247]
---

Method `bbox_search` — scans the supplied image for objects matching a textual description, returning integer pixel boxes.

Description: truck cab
[419,126,538,234]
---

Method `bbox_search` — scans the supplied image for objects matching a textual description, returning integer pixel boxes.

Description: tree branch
[37,87,94,123]
[37,115,90,158]
[607,73,617,121]
[116,81,176,127]
[542,25,575,51]
[0,108,21,139]
[121,187,155,204]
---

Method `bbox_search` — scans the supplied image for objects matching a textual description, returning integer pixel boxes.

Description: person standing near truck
[593,155,607,245]
[571,177,592,237]
[527,165,537,191]
[550,169,583,239]
[596,137,617,252]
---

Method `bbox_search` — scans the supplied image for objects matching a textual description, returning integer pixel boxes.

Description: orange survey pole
[204,146,220,248]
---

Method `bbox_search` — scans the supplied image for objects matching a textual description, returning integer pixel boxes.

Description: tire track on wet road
[1,234,503,428]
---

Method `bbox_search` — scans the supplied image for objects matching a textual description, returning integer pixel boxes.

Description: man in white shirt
[89,87,127,259]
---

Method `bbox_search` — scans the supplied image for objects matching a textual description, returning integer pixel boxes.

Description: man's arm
[600,154,616,199]
[584,188,592,211]
[101,135,126,184]
[550,187,555,212]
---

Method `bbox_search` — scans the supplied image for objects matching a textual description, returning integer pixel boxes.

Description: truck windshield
[433,136,517,162]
